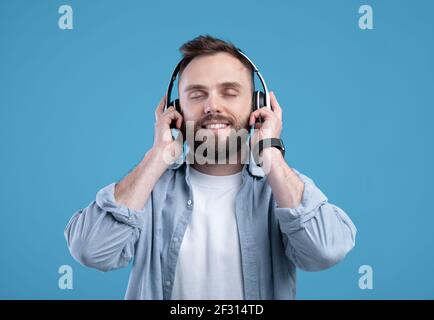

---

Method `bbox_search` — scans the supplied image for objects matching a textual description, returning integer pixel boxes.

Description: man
[65,35,357,300]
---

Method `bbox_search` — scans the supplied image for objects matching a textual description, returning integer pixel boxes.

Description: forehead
[178,52,252,90]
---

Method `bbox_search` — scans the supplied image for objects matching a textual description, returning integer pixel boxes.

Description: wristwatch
[253,138,285,166]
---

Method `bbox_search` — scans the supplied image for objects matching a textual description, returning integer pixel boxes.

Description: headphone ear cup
[252,91,265,111]
[168,99,180,111]
[174,99,180,112]
[252,91,266,126]
[258,91,265,108]
[252,91,266,110]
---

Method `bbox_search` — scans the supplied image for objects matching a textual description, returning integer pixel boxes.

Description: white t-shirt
[171,166,245,300]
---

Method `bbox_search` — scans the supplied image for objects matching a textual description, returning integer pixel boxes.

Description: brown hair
[178,35,253,84]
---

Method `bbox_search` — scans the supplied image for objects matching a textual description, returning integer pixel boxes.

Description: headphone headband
[236,50,270,109]
[165,49,269,111]
[165,59,183,110]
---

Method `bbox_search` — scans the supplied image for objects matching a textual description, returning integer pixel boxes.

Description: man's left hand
[249,91,283,152]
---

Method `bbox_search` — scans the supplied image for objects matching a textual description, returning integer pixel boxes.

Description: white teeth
[205,123,228,129]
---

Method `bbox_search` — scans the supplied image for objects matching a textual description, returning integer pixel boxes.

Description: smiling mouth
[202,123,230,129]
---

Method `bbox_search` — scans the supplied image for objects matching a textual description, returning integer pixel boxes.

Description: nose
[203,92,221,114]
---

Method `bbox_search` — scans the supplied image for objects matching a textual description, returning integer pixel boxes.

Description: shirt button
[166,280,171,287]
[173,237,178,243]
[187,199,193,207]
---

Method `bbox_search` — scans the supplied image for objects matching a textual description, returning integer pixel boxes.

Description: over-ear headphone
[164,50,270,130]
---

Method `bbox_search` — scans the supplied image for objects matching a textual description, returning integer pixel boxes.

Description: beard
[181,113,251,164]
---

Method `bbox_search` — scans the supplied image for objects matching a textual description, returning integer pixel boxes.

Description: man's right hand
[114,95,184,210]
[152,95,184,165]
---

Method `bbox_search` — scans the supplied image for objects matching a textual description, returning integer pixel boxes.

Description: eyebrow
[219,81,243,90]
[184,84,207,93]
[183,81,243,93]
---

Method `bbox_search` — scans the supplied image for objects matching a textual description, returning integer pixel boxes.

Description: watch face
[273,138,284,149]
[275,138,285,157]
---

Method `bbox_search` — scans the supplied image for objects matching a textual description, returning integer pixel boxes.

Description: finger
[254,122,263,130]
[270,91,282,119]
[155,94,167,118]
[249,107,274,126]
[163,107,183,127]
[249,108,271,125]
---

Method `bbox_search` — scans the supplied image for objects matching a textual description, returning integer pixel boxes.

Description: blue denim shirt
[65,158,356,300]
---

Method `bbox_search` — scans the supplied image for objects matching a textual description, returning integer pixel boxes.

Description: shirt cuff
[95,183,147,228]
[274,174,328,233]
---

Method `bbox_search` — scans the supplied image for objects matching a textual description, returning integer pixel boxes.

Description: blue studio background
[0,0,433,299]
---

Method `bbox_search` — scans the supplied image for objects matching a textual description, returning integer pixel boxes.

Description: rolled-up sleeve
[64,183,150,272]
[273,173,357,271]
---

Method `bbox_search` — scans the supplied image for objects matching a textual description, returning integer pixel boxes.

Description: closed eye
[222,88,239,97]
[189,90,207,100]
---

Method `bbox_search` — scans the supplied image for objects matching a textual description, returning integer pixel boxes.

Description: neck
[191,162,244,176]
[190,150,247,176]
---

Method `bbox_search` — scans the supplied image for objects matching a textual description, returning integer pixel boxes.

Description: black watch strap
[253,138,285,166]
